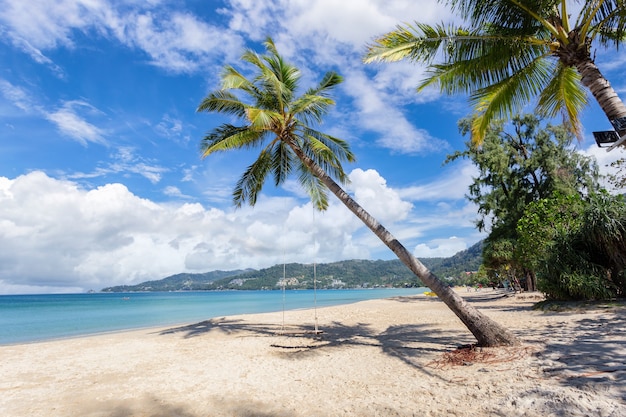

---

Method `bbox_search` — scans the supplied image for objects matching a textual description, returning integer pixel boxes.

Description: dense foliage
[518,192,626,300]
[447,114,600,292]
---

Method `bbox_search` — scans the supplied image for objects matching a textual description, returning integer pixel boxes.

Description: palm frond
[254,40,301,113]
[364,23,459,64]
[536,64,588,137]
[198,37,352,211]
[200,125,266,157]
[297,163,330,211]
[469,56,554,142]
[297,134,350,185]
[271,140,294,186]
[583,0,626,46]
[419,32,550,94]
[447,0,558,31]
[233,150,273,208]
[305,72,343,97]
[245,108,283,130]
[291,94,335,124]
[300,126,355,163]
[196,91,248,117]
[220,66,263,99]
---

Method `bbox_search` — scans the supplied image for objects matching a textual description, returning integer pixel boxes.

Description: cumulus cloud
[347,168,413,222]
[0,167,475,293]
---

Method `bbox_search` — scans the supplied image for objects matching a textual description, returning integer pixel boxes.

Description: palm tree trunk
[290,144,519,347]
[576,59,626,136]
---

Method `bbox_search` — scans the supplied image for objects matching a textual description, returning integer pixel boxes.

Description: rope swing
[278,203,322,335]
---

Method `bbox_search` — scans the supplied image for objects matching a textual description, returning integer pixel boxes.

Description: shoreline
[0,287,424,346]
[1,291,625,416]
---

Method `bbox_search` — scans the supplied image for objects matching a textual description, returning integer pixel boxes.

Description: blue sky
[1,0,625,294]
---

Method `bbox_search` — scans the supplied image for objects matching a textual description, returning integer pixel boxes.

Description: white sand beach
[1,291,625,417]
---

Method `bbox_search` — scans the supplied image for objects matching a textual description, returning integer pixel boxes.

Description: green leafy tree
[197,38,518,346]
[364,0,626,142]
[518,191,626,299]
[447,114,600,290]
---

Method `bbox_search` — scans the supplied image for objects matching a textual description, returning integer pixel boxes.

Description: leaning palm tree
[364,0,626,143]
[197,38,518,347]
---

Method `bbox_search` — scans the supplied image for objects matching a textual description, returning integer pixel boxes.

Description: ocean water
[0,288,425,345]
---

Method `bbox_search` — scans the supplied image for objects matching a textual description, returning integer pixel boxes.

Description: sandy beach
[1,291,625,417]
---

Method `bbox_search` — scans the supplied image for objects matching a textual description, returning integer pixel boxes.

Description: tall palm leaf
[364,0,626,143]
[197,37,518,347]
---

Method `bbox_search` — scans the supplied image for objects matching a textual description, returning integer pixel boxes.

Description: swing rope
[281,259,286,332]
[280,198,287,333]
[312,206,319,334]
[278,202,321,335]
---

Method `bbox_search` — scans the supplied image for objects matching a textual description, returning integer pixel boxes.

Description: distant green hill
[102,270,252,292]
[101,241,483,292]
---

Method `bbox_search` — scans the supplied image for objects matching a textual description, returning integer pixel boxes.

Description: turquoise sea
[0,288,425,345]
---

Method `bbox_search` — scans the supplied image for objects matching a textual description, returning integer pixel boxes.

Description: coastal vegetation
[448,114,601,293]
[365,1,626,301]
[518,191,626,300]
[196,38,518,346]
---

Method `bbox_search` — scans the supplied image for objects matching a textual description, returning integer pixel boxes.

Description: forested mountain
[102,241,483,292]
[102,269,252,292]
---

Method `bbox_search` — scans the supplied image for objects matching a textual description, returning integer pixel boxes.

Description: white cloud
[1,82,108,146]
[342,69,448,154]
[227,0,452,48]
[0,168,476,293]
[45,100,107,146]
[0,0,245,75]
[66,146,169,184]
[347,168,413,222]
[125,11,244,73]
[0,0,107,50]
[156,114,189,144]
[399,160,478,201]
[414,236,469,259]
[0,79,41,114]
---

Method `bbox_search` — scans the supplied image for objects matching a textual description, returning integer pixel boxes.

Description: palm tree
[364,0,626,143]
[197,38,519,347]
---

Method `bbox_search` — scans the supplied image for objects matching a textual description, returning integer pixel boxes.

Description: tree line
[448,114,626,300]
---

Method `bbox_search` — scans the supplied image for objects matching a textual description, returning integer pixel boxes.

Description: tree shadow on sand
[80,394,299,417]
[159,298,475,381]
[515,305,626,398]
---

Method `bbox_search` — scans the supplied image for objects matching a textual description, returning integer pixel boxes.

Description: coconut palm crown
[197,37,354,210]
[364,0,626,143]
